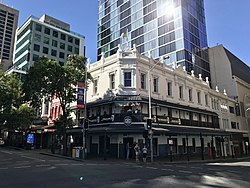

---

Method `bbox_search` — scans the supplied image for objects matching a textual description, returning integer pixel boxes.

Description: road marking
[178,170,192,174]
[228,170,238,173]
[0,150,13,154]
[55,163,69,166]
[36,164,51,167]
[162,169,174,172]
[0,158,13,161]
[191,167,202,170]
[134,165,143,168]
[14,166,31,169]
[71,163,84,166]
[146,167,158,170]
[0,167,8,170]
[20,155,45,162]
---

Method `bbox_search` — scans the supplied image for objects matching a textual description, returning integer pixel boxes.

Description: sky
[2,0,250,66]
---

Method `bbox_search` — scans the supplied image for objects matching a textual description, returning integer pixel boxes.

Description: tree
[23,55,92,155]
[0,71,34,138]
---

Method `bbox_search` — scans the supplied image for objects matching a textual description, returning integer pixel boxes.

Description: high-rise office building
[0,3,18,72]
[12,14,85,72]
[97,0,210,79]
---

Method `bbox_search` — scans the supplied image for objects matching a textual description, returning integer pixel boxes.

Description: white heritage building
[72,45,247,160]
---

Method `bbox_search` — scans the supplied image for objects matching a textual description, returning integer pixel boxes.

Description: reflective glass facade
[98,0,210,79]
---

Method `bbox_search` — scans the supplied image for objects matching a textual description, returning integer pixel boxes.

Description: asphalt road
[0,147,250,188]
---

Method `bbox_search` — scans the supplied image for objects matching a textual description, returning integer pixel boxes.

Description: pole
[82,58,89,159]
[147,54,169,162]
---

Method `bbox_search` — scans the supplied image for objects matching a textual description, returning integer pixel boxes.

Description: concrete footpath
[38,149,250,165]
[4,145,250,165]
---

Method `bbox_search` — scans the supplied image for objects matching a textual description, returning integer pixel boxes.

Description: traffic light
[147,118,152,130]
[84,118,89,129]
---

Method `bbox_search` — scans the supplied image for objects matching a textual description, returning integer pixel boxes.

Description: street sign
[168,139,173,145]
[77,81,85,108]
[27,134,34,144]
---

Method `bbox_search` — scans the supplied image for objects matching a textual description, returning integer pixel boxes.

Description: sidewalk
[38,149,250,165]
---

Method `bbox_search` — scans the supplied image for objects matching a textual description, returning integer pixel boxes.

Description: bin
[72,148,76,158]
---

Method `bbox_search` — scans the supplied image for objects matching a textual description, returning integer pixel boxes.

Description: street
[0,147,250,188]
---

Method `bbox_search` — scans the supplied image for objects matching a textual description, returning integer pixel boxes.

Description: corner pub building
[68,46,246,161]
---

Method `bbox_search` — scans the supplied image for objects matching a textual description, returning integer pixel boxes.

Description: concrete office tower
[97,0,210,79]
[12,14,85,71]
[0,3,18,72]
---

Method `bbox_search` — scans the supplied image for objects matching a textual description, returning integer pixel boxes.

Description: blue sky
[3,0,250,66]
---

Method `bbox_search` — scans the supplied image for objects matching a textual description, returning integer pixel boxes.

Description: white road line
[162,169,174,172]
[14,166,31,169]
[134,165,143,168]
[146,167,158,170]
[228,170,239,173]
[191,167,202,170]
[0,167,8,170]
[71,163,84,166]
[20,155,45,162]
[0,150,13,154]
[178,170,192,174]
[0,158,13,161]
[55,163,69,166]
[36,164,51,167]
[163,164,173,167]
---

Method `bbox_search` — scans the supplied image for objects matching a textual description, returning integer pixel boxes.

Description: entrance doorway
[123,137,133,159]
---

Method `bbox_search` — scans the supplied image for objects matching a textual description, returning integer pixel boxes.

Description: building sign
[27,134,34,144]
[77,81,85,108]
[168,139,173,145]
[124,116,132,126]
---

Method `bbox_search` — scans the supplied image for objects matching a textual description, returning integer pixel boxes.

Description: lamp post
[244,94,250,156]
[82,58,90,159]
[147,53,169,162]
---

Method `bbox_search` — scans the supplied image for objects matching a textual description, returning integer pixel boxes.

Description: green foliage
[23,55,92,134]
[0,70,34,131]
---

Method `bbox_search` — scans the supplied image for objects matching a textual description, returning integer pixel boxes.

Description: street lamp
[244,94,250,156]
[82,58,90,159]
[147,53,169,162]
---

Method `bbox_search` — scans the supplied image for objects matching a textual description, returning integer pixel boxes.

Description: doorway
[123,137,134,159]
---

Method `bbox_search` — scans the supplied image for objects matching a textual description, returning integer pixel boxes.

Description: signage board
[77,81,85,108]
[27,134,34,144]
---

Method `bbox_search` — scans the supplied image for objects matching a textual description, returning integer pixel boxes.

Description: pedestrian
[134,143,140,162]
[142,145,148,162]
[126,142,130,160]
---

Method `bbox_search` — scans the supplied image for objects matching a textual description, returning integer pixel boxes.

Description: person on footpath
[126,142,131,160]
[134,143,140,162]
[142,145,148,162]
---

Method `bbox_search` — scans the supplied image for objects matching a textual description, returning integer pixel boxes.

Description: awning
[152,127,169,132]
[162,125,229,136]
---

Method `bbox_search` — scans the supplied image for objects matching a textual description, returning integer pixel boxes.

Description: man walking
[126,142,130,160]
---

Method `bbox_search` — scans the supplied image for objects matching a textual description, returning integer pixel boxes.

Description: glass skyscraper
[97,0,210,79]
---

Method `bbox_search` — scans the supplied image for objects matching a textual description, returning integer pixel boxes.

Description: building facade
[97,0,210,79]
[208,44,250,154]
[0,3,18,72]
[12,14,85,72]
[66,46,247,160]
